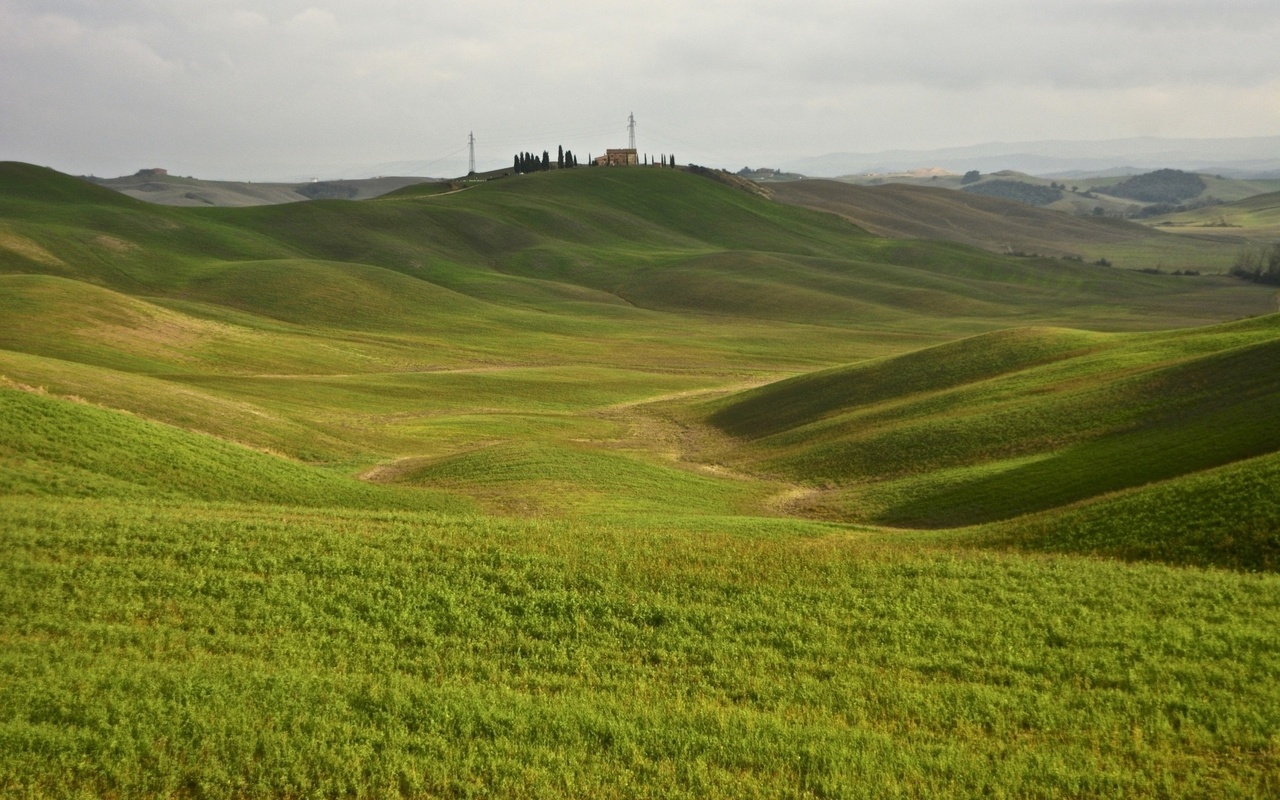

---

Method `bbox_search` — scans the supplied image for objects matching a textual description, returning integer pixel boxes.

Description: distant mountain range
[85,170,437,207]
[781,136,1280,179]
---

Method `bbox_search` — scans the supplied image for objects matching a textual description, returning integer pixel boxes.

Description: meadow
[2,161,1278,797]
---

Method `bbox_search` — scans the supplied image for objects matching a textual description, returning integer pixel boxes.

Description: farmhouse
[594,149,639,167]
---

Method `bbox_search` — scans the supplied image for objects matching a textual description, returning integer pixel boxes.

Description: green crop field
[2,161,1279,797]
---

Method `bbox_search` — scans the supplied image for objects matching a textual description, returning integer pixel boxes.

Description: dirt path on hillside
[591,380,833,515]
[359,456,431,483]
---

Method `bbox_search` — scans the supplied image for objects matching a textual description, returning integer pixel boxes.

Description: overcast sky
[2,0,1278,180]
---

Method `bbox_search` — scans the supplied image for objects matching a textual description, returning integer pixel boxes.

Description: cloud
[287,7,340,36]
[228,10,270,30]
[1,0,1278,177]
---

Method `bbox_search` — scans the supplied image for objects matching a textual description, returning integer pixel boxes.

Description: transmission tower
[468,131,476,175]
[627,113,636,151]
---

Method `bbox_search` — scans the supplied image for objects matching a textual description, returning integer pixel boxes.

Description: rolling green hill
[3,157,1277,541]
[3,159,1280,796]
[1149,189,1280,242]
[767,178,1243,270]
[702,314,1280,558]
[0,385,468,512]
[976,447,1280,570]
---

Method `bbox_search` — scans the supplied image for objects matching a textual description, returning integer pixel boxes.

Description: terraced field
[2,161,1278,797]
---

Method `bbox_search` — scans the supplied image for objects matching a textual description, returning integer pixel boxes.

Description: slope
[0,385,467,511]
[702,314,1280,532]
[1150,189,1280,241]
[3,160,1278,537]
[767,179,1239,269]
[4,162,1273,338]
[972,448,1280,571]
[219,168,1273,329]
[5,160,1280,797]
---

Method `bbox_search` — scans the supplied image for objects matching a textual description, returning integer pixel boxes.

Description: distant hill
[961,179,1064,207]
[1096,169,1207,204]
[86,170,440,207]
[1146,189,1280,243]
[768,179,1181,259]
[781,135,1280,178]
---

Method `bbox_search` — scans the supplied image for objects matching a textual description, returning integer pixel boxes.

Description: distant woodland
[1099,169,1207,204]
[962,179,1064,206]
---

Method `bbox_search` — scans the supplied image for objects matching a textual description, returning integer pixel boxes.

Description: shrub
[1228,243,1280,286]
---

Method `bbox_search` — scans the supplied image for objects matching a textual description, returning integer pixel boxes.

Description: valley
[2,161,1279,797]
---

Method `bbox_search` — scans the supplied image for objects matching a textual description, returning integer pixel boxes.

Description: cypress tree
[557,145,564,169]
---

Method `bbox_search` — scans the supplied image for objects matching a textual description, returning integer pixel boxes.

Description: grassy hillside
[0,386,467,512]
[1149,189,1280,242]
[975,448,1280,570]
[819,169,1280,267]
[768,178,1244,271]
[2,157,1275,532]
[703,314,1280,545]
[4,159,1280,796]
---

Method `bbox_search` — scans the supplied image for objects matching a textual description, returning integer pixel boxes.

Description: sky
[2,0,1279,180]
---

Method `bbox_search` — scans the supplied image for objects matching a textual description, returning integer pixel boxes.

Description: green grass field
[1148,190,1280,244]
[2,160,1279,797]
[769,178,1266,272]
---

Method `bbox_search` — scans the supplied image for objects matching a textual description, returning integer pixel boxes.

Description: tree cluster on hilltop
[514,146,580,174]
[1098,169,1207,204]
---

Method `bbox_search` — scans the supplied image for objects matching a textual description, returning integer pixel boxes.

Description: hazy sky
[2,0,1278,179]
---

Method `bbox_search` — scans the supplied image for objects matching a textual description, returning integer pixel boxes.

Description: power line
[396,143,469,176]
[477,122,626,149]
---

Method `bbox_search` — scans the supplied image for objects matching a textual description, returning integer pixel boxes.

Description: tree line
[512,147,678,174]
[513,146,581,174]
